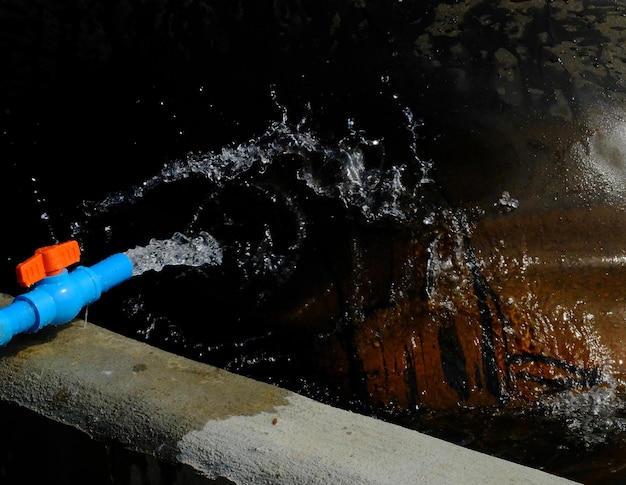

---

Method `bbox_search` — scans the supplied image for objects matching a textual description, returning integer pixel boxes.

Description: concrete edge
[0,294,576,484]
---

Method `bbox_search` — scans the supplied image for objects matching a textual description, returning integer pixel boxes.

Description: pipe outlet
[0,241,133,346]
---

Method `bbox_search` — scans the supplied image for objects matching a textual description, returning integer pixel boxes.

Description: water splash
[85,117,432,225]
[124,231,222,277]
[539,378,626,447]
[572,103,626,205]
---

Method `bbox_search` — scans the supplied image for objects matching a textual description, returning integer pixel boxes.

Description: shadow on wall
[0,401,226,485]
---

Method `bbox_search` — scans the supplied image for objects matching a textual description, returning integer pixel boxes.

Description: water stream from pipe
[124,232,223,277]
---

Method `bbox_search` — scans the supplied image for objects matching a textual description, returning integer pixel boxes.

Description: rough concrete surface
[178,392,576,484]
[0,293,576,484]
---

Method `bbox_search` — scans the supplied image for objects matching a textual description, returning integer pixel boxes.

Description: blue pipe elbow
[0,253,133,346]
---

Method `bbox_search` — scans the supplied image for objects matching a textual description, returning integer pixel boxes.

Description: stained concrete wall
[0,293,575,484]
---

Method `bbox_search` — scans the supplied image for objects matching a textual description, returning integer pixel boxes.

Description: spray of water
[71,101,436,315]
[539,377,626,447]
[124,231,223,277]
[86,115,431,225]
[572,102,626,205]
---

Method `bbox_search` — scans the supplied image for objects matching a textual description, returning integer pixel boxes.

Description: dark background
[0,0,446,404]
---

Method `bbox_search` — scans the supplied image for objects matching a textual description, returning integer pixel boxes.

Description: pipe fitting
[0,242,133,346]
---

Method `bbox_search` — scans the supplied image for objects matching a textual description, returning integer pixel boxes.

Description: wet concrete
[0,293,575,484]
[474,205,626,383]
[0,293,289,464]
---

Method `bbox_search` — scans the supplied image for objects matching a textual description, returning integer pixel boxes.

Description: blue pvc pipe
[0,253,133,346]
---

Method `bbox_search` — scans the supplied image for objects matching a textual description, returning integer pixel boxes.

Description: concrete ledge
[0,294,575,484]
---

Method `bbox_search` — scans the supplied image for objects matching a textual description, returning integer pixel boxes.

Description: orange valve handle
[16,240,81,287]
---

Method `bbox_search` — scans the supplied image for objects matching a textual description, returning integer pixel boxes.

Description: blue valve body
[0,253,133,346]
